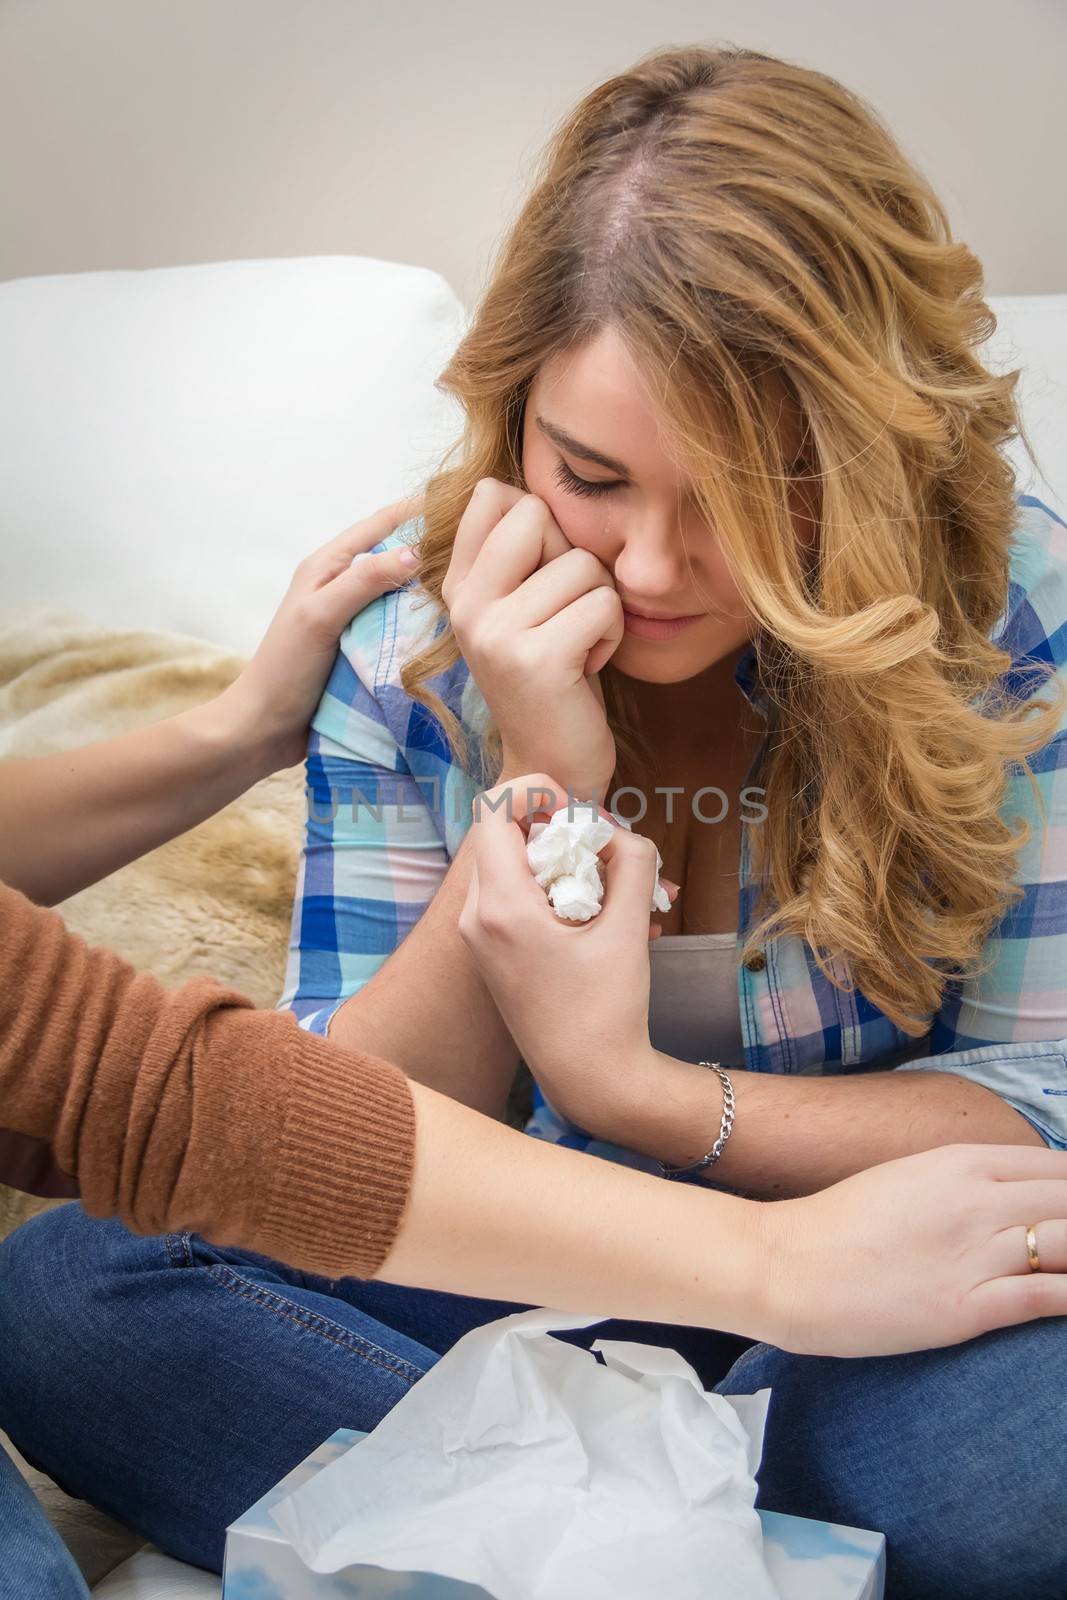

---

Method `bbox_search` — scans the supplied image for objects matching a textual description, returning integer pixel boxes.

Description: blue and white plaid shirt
[279,493,1067,1168]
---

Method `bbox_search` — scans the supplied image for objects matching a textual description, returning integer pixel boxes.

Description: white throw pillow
[0,255,469,654]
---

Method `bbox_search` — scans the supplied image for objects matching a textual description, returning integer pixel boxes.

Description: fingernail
[400,547,419,567]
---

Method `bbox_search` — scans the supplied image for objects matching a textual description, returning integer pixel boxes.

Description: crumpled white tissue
[526,805,672,922]
[272,1307,779,1600]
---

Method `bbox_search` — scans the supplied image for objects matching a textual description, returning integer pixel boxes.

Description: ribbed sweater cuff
[258,1029,417,1280]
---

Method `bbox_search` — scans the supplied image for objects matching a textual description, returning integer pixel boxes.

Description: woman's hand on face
[760,1142,1067,1357]
[458,771,675,1133]
[442,479,623,805]
[216,496,424,775]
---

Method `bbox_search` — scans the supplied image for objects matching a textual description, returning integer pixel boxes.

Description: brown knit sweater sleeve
[0,880,416,1277]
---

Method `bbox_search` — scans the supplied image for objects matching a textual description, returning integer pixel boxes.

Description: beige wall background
[2,0,1065,309]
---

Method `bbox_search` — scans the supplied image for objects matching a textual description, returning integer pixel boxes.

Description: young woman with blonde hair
[4,44,1066,1600]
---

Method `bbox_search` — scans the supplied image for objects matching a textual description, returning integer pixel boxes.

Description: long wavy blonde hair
[399,43,1065,1036]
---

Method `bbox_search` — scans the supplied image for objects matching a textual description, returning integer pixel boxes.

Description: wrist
[746,1194,811,1351]
[496,753,557,800]
[609,1048,731,1167]
[497,749,611,810]
[672,1184,781,1345]
[738,1195,792,1345]
[180,686,279,789]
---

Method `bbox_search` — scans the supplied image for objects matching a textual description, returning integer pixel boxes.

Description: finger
[314,544,421,635]
[966,1270,1067,1335]
[328,496,424,560]
[534,523,576,572]
[537,585,625,673]
[450,490,572,612]
[468,777,576,922]
[985,1177,1067,1222]
[596,827,661,929]
[981,1146,1067,1181]
[446,479,529,597]
[986,1216,1067,1278]
[651,881,679,920]
[468,771,576,868]
[586,635,622,676]
[310,497,425,582]
[505,546,615,630]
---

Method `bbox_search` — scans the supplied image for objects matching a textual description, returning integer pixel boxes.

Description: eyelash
[552,456,814,501]
[553,460,626,499]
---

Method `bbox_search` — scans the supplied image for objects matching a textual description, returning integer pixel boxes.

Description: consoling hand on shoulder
[218,494,426,774]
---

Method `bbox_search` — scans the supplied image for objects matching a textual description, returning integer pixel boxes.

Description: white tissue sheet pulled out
[526,806,672,923]
[273,1308,780,1600]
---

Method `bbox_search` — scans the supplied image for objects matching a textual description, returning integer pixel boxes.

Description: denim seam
[204,1264,425,1386]
[163,1232,194,1269]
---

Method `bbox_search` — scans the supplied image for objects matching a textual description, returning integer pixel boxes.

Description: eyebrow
[535,414,631,478]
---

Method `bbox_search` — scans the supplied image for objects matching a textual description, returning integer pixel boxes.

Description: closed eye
[554,455,812,502]
[553,460,627,500]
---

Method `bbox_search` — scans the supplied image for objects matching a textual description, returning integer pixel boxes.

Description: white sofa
[0,261,1064,1598]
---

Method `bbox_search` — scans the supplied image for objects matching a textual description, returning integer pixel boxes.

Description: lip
[621,605,703,641]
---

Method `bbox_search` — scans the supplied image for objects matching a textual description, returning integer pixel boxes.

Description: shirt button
[744,951,766,972]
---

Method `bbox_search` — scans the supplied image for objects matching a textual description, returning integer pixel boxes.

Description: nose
[608,514,695,608]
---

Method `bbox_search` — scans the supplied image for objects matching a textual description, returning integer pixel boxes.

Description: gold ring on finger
[1025,1222,1042,1273]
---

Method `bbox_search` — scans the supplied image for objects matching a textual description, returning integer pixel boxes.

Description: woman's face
[521,325,818,686]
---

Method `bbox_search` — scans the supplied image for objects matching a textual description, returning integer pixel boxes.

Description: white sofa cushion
[0,256,469,655]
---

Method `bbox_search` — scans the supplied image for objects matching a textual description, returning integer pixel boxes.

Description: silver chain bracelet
[659,1060,736,1181]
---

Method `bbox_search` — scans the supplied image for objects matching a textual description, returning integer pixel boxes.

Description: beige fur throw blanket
[0,609,305,1238]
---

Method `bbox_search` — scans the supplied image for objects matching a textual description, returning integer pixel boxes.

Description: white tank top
[648,931,745,1066]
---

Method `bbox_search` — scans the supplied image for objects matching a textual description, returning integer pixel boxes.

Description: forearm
[609,1050,1046,1197]
[0,688,271,905]
[378,1077,771,1339]
[0,879,762,1334]
[328,829,520,1119]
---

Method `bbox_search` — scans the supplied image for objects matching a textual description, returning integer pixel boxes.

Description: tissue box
[224,1428,885,1600]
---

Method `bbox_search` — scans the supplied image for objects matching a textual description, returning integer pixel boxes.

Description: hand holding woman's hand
[442,480,623,804]
[761,1142,1067,1356]
[214,497,424,775]
[458,771,674,1132]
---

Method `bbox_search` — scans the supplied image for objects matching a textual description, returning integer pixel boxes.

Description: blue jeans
[0,1437,88,1600]
[0,1204,1064,1600]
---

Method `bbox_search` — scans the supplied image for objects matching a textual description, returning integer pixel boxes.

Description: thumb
[317,544,420,635]
[597,827,661,926]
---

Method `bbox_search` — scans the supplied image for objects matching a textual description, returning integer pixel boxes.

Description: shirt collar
[734,638,770,722]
